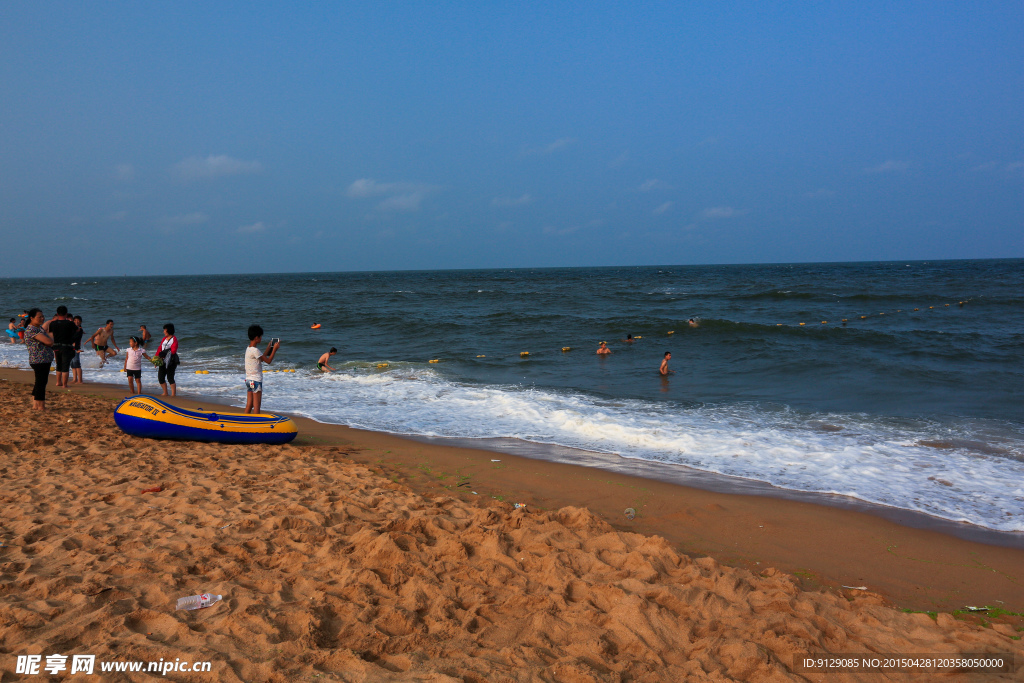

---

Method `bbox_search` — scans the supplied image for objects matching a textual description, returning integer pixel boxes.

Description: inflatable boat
[114,395,298,445]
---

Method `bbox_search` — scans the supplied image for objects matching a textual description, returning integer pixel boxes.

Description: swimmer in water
[317,347,337,372]
[623,334,634,343]
[659,351,673,376]
[596,341,611,355]
[688,318,699,327]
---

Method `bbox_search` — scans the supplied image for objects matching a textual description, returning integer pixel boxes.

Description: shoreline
[4,367,1024,613]
[402,434,1024,550]
[15,364,1017,549]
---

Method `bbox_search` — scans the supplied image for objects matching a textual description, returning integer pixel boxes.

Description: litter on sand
[842,586,868,591]
[490,459,501,462]
[624,508,636,520]
[963,606,989,612]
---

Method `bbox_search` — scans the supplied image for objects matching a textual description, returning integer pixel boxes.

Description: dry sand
[0,376,1022,681]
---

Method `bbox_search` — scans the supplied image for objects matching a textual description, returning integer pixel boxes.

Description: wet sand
[1,370,1022,681]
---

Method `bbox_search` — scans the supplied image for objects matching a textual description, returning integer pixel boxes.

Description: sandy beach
[1,371,1021,681]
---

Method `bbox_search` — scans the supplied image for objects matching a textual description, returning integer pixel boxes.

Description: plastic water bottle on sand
[175,593,222,611]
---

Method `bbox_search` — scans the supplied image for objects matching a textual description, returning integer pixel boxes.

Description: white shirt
[125,347,145,371]
[244,346,263,381]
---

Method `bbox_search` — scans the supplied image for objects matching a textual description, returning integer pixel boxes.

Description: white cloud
[970,161,1024,173]
[346,178,439,212]
[700,206,742,219]
[491,193,533,207]
[162,212,209,225]
[377,192,427,212]
[865,160,909,174]
[115,164,135,181]
[174,155,263,181]
[639,179,670,192]
[542,224,579,236]
[346,179,397,197]
[237,221,267,234]
[653,201,674,215]
[525,138,576,155]
[970,161,999,172]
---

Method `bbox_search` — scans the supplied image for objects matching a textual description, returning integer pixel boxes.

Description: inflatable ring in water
[310,324,321,329]
[114,395,297,445]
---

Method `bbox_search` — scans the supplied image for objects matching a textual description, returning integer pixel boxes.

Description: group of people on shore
[13,306,294,415]
[14,306,179,411]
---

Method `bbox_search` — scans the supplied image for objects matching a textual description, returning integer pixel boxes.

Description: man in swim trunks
[85,319,119,367]
[596,341,611,355]
[317,348,338,372]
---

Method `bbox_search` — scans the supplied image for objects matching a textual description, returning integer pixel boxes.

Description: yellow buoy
[561,347,571,352]
[476,355,486,358]
[821,321,827,324]
[929,306,934,309]
[841,319,848,322]
[377,362,389,368]
[520,351,530,356]
[429,359,440,363]
[799,322,806,326]
[635,336,642,339]
[914,308,919,311]
[860,316,867,319]
[667,330,674,335]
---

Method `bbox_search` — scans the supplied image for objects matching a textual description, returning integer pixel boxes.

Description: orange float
[310,324,321,329]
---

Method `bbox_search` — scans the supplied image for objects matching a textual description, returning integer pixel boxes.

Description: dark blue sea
[3,259,1022,531]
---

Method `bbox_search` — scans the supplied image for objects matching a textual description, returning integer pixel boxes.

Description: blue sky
[1,2,1021,276]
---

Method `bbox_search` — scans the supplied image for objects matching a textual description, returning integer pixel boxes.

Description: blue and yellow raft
[114,395,298,445]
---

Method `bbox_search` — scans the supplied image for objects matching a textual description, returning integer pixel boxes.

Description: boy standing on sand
[244,324,279,414]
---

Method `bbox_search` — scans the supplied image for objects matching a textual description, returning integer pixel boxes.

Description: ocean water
[2,260,1023,532]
